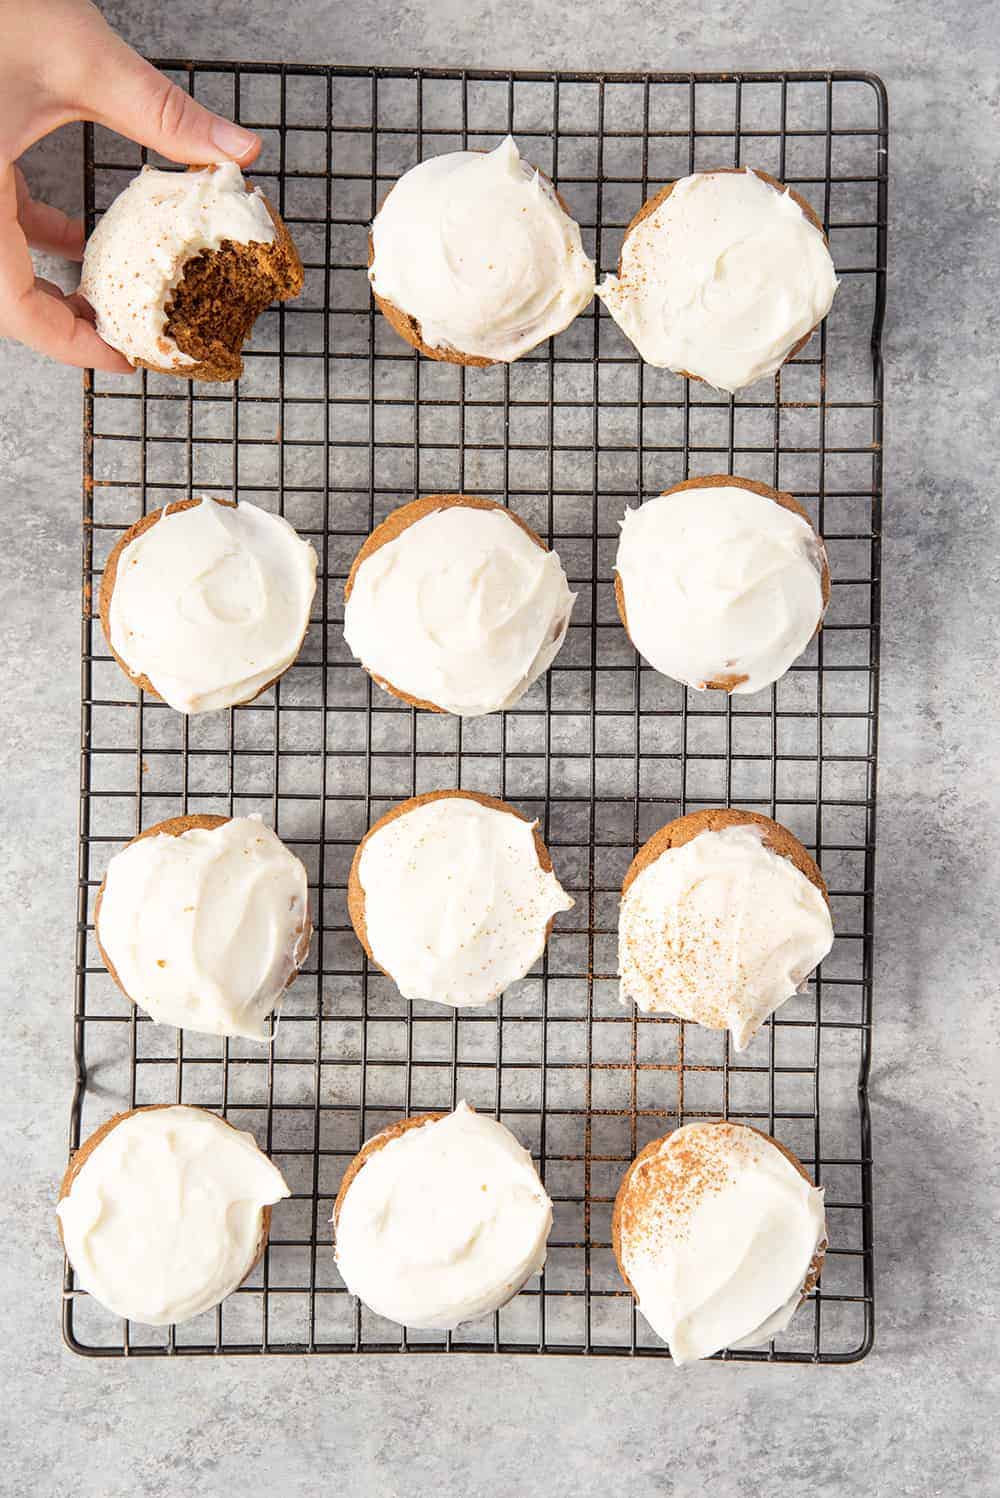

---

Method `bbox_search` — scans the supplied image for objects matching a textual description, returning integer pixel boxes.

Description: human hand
[0,0,262,371]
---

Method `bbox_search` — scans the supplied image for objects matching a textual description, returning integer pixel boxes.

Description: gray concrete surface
[2,3,998,1495]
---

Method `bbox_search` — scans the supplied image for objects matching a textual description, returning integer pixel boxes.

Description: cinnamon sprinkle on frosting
[615,1120,827,1364]
[619,811,833,1051]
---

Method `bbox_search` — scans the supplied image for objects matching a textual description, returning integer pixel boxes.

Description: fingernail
[209,119,259,162]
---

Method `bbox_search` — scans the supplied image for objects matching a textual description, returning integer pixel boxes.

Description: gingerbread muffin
[95,813,312,1041]
[368,136,594,364]
[80,163,303,381]
[618,808,833,1050]
[343,494,575,716]
[58,1105,289,1325]
[348,789,573,1008]
[100,495,317,714]
[334,1102,552,1329]
[615,475,829,695]
[613,1120,827,1363]
[597,167,837,390]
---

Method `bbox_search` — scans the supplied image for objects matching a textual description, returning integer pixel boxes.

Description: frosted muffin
[369,136,595,364]
[344,494,575,716]
[613,1120,826,1363]
[95,813,312,1041]
[334,1102,552,1329]
[99,496,317,714]
[80,163,303,380]
[597,167,837,390]
[615,475,829,695]
[58,1105,289,1325]
[348,789,573,1008]
[619,808,833,1050]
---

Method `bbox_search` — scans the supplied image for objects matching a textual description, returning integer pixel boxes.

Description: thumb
[65,23,260,166]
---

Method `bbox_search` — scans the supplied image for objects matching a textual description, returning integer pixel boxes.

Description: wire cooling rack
[66,65,886,1361]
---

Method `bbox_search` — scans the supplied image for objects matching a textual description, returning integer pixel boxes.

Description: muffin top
[104,497,317,714]
[369,136,595,362]
[619,814,832,1049]
[351,791,573,1008]
[616,479,827,695]
[58,1106,289,1326]
[597,168,837,390]
[80,163,277,369]
[97,814,311,1040]
[334,1102,552,1329]
[344,498,575,717]
[615,1121,826,1364]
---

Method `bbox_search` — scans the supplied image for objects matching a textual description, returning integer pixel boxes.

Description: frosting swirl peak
[597,168,837,391]
[370,136,595,362]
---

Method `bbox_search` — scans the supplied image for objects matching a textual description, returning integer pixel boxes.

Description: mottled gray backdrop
[2,2,997,1495]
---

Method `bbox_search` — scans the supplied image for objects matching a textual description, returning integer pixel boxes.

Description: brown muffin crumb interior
[165,237,301,380]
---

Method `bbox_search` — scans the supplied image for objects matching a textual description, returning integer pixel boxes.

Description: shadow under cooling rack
[65,65,886,1362]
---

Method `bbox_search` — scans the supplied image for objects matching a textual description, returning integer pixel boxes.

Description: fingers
[5,279,133,372]
[65,290,98,322]
[96,61,262,166]
[2,1,256,165]
[13,167,85,261]
[33,277,71,301]
[0,165,131,372]
[35,280,96,316]
[60,16,261,166]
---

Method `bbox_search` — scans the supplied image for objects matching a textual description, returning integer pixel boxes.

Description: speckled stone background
[2,3,997,1494]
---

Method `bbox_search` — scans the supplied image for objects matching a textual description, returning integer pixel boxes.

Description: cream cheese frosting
[619,823,833,1050]
[108,497,317,714]
[356,794,573,1008]
[80,163,277,369]
[58,1106,289,1326]
[616,483,827,695]
[335,1102,552,1329]
[617,1121,826,1364]
[344,503,575,716]
[369,136,595,362]
[597,169,838,391]
[97,815,311,1041]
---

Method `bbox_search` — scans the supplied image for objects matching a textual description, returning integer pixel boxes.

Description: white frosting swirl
[618,1121,826,1364]
[108,497,317,714]
[335,1102,552,1329]
[357,794,573,1008]
[58,1106,289,1326]
[619,822,833,1050]
[80,163,276,369]
[97,815,311,1041]
[344,503,575,716]
[369,136,595,362]
[597,169,838,391]
[616,484,826,695]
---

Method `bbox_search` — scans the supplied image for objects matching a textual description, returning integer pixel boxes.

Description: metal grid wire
[66,66,886,1361]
